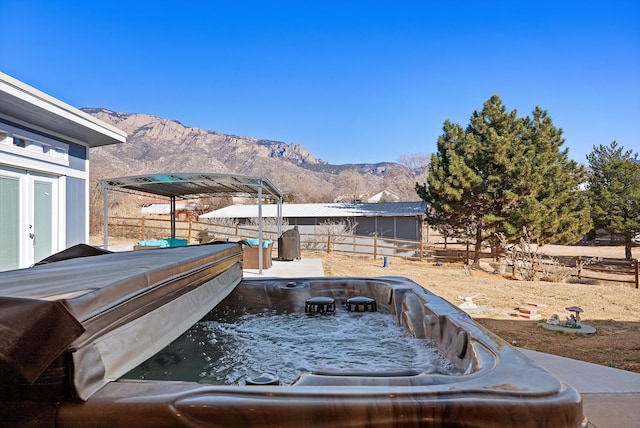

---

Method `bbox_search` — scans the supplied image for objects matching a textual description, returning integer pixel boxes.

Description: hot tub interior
[123,294,461,385]
[124,277,482,385]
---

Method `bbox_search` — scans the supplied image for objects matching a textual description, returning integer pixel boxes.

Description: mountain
[84,108,420,202]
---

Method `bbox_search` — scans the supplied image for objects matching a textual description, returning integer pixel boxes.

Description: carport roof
[98,173,283,200]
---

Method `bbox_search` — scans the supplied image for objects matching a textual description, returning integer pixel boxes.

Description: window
[14,136,52,154]
[13,136,27,148]
[3,134,69,165]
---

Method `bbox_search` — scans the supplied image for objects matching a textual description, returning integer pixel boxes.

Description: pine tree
[417,95,591,262]
[587,142,640,260]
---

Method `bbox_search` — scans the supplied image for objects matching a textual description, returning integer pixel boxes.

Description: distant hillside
[84,108,422,202]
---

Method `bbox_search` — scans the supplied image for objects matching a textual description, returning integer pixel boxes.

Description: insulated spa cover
[0,243,243,400]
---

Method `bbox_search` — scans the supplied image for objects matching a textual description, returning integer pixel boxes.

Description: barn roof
[200,201,426,219]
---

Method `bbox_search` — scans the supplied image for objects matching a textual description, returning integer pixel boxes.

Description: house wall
[65,176,87,247]
[0,119,89,269]
[354,217,421,240]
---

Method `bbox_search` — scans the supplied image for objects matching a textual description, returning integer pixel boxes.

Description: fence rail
[577,256,638,287]
[106,216,428,260]
[104,216,639,288]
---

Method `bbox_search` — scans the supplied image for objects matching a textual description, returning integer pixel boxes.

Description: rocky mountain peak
[84,108,423,202]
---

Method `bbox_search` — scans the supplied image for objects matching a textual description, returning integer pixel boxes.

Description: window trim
[0,131,69,166]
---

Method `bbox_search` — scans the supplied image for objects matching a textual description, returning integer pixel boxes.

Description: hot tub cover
[0,243,243,399]
[0,297,84,383]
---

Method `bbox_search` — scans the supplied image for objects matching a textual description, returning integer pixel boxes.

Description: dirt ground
[319,245,640,373]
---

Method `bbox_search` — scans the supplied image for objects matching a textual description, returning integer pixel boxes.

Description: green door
[0,170,58,271]
[0,175,20,271]
[33,180,54,263]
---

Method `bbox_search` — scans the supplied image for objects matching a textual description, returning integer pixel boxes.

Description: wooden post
[327,232,332,254]
[141,217,146,240]
[187,221,193,242]
[635,258,639,289]
[466,241,470,265]
[373,235,378,260]
[577,256,583,279]
[419,240,423,261]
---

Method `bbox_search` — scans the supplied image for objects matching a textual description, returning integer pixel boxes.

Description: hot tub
[0,246,585,427]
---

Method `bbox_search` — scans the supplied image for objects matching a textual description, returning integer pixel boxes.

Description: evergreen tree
[417,95,591,262]
[587,142,640,260]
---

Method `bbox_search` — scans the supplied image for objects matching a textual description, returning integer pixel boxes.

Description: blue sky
[1,1,638,165]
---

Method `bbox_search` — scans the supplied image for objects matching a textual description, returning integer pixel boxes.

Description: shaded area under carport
[99,172,283,273]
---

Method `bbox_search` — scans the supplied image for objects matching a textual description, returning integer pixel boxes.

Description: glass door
[0,168,58,271]
[0,174,20,271]
[33,179,55,263]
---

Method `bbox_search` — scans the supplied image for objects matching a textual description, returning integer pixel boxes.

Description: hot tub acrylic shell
[58,277,585,428]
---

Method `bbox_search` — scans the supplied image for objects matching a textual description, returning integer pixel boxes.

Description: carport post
[170,196,176,239]
[103,186,109,250]
[277,197,282,238]
[258,185,263,274]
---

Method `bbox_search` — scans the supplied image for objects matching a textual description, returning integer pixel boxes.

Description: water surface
[124,309,458,385]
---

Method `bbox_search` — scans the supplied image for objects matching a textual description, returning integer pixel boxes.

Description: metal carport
[99,173,283,273]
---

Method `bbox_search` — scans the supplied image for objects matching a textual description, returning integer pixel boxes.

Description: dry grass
[317,250,640,373]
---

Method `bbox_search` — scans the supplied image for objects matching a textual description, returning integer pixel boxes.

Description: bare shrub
[206,217,239,228]
[245,217,290,239]
[540,256,601,283]
[500,228,601,282]
[307,219,358,251]
[539,257,574,282]
[499,228,541,281]
[202,217,240,239]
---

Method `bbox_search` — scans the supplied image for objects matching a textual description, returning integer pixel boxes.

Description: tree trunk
[625,241,632,260]
[474,225,483,265]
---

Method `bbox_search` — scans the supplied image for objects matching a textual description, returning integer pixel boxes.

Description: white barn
[200,201,427,241]
[0,72,126,271]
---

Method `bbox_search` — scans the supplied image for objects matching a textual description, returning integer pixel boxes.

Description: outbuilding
[0,72,126,271]
[199,201,427,241]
